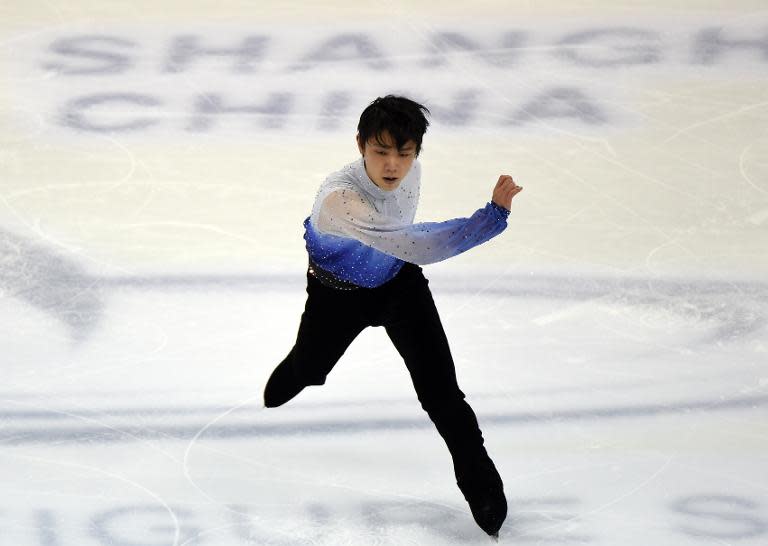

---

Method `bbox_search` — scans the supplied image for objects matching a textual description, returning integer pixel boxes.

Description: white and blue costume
[303,158,510,287]
[268,156,509,534]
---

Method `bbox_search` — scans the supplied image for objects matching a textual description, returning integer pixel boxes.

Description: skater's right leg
[263,347,308,408]
[264,273,366,408]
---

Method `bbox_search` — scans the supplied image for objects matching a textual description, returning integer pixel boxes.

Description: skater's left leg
[382,265,507,536]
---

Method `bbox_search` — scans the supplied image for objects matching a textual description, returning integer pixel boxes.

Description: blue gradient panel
[304,202,510,287]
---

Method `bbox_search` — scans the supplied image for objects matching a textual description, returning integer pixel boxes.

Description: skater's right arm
[491,175,523,211]
[315,177,522,265]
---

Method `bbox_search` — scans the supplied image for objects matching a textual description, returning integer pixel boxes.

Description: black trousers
[281,262,492,478]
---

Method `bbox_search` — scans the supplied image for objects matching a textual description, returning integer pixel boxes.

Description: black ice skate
[263,357,307,408]
[457,458,507,538]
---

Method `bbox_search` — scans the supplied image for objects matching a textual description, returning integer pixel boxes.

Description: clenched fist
[491,175,523,211]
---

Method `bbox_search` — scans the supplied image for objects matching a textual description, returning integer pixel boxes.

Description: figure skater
[264,95,523,538]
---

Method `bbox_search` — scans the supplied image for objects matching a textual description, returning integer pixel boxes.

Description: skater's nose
[384,155,398,171]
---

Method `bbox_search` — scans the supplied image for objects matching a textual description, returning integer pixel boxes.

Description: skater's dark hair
[357,95,430,156]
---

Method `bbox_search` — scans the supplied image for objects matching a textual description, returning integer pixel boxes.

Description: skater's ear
[356,133,365,155]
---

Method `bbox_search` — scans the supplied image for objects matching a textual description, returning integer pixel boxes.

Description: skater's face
[357,131,417,191]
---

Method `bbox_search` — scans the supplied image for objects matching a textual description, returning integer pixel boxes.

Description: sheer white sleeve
[314,189,509,265]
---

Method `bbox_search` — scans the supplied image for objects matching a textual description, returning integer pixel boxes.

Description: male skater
[264,95,523,538]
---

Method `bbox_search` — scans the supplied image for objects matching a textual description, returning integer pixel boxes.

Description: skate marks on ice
[176,396,486,544]
[0,229,104,342]
[2,226,767,445]
[9,406,768,545]
[1,388,767,446]
[1,492,766,544]
[4,393,767,545]
[1,228,766,345]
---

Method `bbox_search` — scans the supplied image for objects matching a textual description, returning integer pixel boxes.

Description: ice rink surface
[2,1,767,544]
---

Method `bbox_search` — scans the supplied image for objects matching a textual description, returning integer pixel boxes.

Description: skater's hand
[492,175,523,211]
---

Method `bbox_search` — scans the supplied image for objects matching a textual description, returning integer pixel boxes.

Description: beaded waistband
[307,258,361,291]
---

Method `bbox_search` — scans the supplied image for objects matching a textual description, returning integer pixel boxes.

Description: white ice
[1,2,767,545]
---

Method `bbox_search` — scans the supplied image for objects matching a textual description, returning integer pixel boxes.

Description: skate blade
[490,532,499,542]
